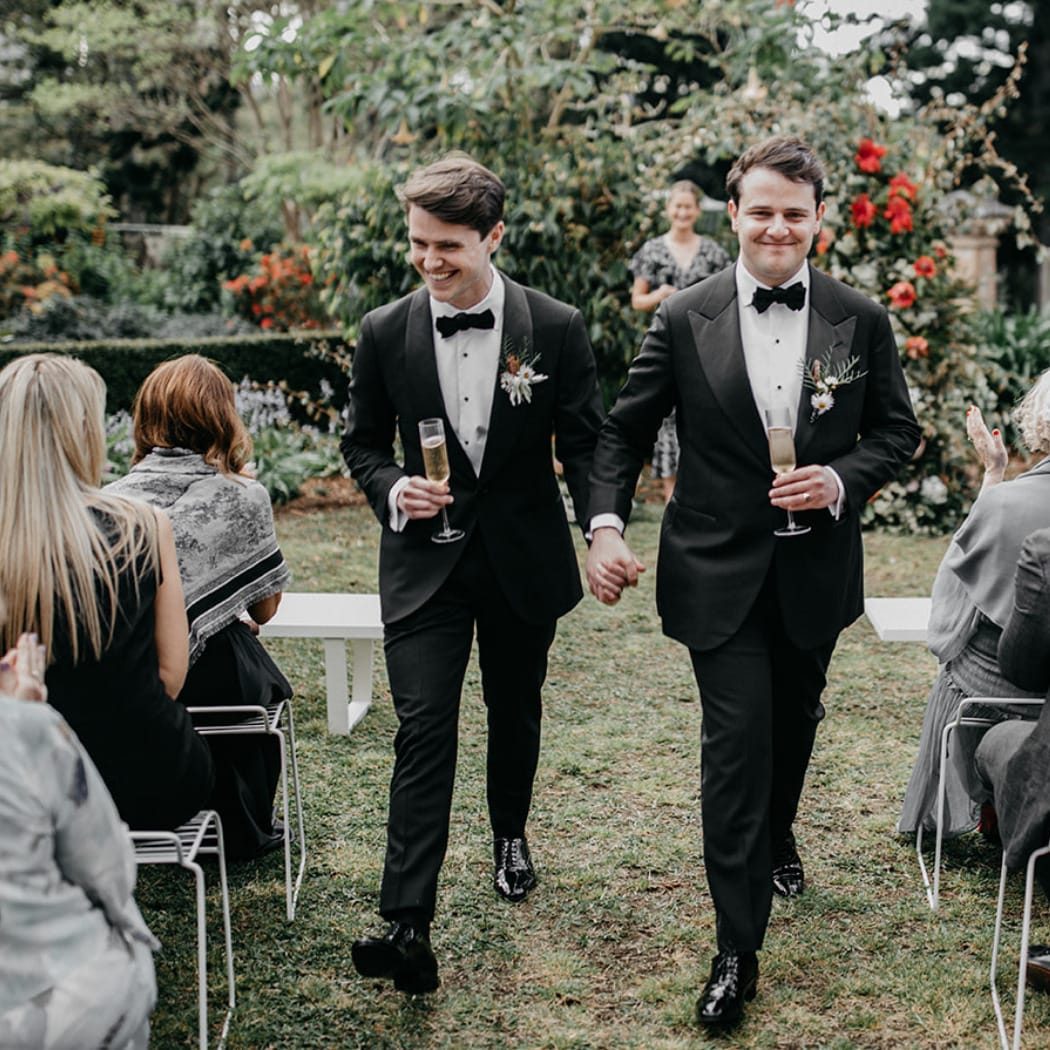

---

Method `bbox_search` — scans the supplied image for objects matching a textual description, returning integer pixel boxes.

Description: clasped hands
[586,465,837,607]
[0,632,48,702]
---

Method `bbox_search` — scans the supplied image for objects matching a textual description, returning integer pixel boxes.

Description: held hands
[0,632,48,702]
[769,465,837,511]
[966,404,1008,486]
[397,476,453,520]
[586,527,646,606]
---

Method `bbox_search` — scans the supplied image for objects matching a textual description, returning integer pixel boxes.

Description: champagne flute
[765,406,811,538]
[418,418,465,544]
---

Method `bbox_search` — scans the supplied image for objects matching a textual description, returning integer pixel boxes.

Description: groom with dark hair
[586,135,921,1027]
[341,154,604,994]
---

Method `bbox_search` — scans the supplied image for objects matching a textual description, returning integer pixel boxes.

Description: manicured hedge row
[0,330,354,416]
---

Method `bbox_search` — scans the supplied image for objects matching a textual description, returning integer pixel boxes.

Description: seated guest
[0,354,214,831]
[898,371,1050,839]
[970,525,1050,989]
[107,355,292,860]
[0,626,159,1050]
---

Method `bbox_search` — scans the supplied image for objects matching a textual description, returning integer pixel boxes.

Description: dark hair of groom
[725,135,826,207]
[397,154,506,236]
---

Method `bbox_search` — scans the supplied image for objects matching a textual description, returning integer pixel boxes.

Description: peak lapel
[478,277,533,481]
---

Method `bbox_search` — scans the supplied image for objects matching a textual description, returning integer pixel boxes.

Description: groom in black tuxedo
[586,136,921,1027]
[341,154,603,993]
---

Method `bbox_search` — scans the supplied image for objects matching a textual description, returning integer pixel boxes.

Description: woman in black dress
[0,353,214,832]
[108,355,292,859]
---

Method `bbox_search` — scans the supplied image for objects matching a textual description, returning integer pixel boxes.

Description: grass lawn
[136,500,1050,1049]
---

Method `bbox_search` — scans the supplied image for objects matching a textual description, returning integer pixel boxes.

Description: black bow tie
[751,282,806,314]
[435,308,495,338]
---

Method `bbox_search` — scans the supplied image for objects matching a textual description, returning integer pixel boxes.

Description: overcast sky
[800,0,930,55]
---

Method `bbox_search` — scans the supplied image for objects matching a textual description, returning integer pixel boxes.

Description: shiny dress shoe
[696,950,758,1028]
[351,921,439,994]
[493,836,537,902]
[772,833,805,898]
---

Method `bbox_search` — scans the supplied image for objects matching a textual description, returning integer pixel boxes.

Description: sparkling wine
[421,436,450,484]
[767,427,796,475]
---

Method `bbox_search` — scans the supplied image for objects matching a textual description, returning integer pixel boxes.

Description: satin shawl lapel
[404,289,473,475]
[794,266,858,460]
[478,276,534,482]
[686,269,768,467]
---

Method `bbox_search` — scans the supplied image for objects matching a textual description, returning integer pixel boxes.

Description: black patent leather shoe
[351,921,439,994]
[696,951,758,1028]
[493,836,537,902]
[772,833,805,898]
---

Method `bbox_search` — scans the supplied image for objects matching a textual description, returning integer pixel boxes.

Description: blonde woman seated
[0,629,158,1050]
[107,355,292,860]
[0,354,214,832]
[898,373,1050,838]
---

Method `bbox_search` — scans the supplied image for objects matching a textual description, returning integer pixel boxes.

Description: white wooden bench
[258,593,383,735]
[864,596,931,642]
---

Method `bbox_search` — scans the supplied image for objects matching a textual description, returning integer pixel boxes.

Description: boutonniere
[801,349,867,422]
[499,337,548,406]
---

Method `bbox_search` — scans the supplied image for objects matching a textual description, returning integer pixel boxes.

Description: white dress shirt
[388,269,505,528]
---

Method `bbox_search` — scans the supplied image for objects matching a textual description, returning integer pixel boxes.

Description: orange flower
[888,172,917,200]
[240,238,253,251]
[913,256,937,278]
[850,193,877,229]
[905,335,929,359]
[884,195,913,234]
[260,316,274,329]
[887,281,917,309]
[855,138,887,174]
[815,228,833,256]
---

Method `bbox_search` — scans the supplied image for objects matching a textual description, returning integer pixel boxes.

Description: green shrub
[0,331,352,417]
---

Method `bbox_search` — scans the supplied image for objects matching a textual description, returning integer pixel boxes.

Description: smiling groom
[341,154,604,994]
[586,136,921,1028]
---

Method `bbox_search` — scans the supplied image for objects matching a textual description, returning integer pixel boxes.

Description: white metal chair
[131,809,235,1050]
[990,837,1050,1048]
[187,698,307,920]
[918,697,1044,910]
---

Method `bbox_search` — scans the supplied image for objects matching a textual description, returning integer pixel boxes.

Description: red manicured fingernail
[993,429,1000,435]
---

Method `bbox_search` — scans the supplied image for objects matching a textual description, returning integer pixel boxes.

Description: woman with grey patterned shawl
[108,355,293,860]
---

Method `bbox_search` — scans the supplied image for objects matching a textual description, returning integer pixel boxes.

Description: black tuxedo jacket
[341,274,604,626]
[589,263,921,652]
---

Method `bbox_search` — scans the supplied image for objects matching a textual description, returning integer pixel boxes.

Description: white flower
[919,474,949,505]
[498,337,547,407]
[810,391,835,417]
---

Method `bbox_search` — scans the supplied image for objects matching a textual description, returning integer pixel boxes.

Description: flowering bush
[814,137,993,534]
[0,248,75,320]
[223,244,331,331]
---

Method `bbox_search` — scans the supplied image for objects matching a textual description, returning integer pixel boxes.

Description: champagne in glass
[765,406,810,537]
[418,418,465,544]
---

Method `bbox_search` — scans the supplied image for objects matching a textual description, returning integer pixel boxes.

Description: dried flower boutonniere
[499,337,548,406]
[801,349,867,422]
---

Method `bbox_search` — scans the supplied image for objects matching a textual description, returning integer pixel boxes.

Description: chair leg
[991,855,1012,1050]
[189,858,210,1050]
[928,720,957,911]
[213,815,235,1050]
[284,702,307,921]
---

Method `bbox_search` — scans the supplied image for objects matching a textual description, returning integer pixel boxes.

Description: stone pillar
[951,232,1002,311]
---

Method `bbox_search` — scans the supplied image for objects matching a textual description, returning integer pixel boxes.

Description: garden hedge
[0,330,353,417]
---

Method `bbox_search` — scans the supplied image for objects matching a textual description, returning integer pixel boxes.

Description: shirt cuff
[587,513,626,541]
[387,477,411,532]
[825,466,846,519]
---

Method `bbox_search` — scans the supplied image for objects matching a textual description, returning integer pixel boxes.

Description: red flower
[913,256,937,278]
[887,281,917,309]
[855,138,887,174]
[815,229,833,256]
[885,196,914,234]
[888,173,918,200]
[260,316,274,329]
[239,238,253,251]
[934,244,948,259]
[905,335,929,359]
[850,193,877,229]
